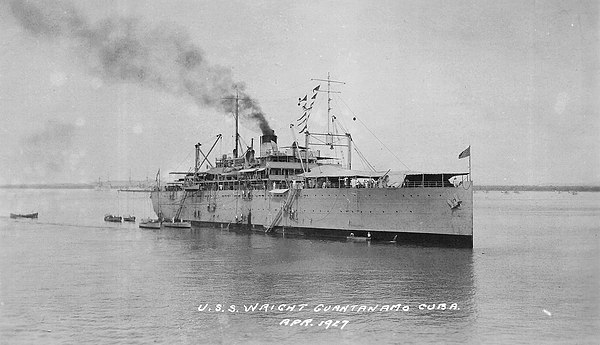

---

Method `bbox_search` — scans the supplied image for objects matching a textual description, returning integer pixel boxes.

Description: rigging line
[238,135,248,151]
[311,136,328,145]
[331,111,346,163]
[331,110,370,171]
[335,95,411,170]
[280,80,319,95]
[351,140,376,171]
[329,102,375,172]
[327,120,368,171]
[174,149,194,173]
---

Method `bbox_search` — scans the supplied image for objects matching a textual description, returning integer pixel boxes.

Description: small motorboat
[162,218,191,229]
[139,218,161,229]
[347,232,371,242]
[104,214,122,222]
[123,215,136,222]
[10,212,38,219]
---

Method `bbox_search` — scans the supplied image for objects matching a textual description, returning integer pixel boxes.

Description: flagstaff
[458,145,471,181]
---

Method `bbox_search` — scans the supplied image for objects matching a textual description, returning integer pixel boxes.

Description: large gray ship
[151,79,473,247]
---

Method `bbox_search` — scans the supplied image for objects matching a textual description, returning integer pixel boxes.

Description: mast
[235,90,239,158]
[311,73,345,136]
[347,133,352,170]
[223,91,241,158]
[310,73,349,167]
[194,143,200,175]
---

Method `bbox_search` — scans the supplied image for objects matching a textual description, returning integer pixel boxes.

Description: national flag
[313,85,320,92]
[458,146,470,159]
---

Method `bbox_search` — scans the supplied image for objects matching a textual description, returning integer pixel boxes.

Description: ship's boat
[123,215,136,222]
[104,214,122,222]
[147,77,474,247]
[347,232,371,242]
[10,212,38,219]
[139,218,161,229]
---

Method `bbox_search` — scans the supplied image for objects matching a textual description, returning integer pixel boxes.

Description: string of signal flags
[296,84,320,133]
[296,84,360,134]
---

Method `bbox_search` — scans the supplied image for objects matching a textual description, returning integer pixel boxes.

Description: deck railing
[403,181,447,188]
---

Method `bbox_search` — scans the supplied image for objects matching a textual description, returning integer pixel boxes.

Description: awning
[205,167,225,175]
[298,165,387,178]
[238,168,258,173]
[268,188,289,194]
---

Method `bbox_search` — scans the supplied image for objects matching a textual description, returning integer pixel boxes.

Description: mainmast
[311,72,345,136]
[307,73,352,169]
[223,91,241,158]
[234,91,239,158]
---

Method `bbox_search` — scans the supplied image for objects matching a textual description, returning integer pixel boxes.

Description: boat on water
[10,212,38,219]
[148,77,473,247]
[104,214,122,222]
[139,218,161,229]
[123,215,136,222]
[347,232,371,242]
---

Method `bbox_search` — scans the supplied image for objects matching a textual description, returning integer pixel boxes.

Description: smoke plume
[5,120,82,184]
[9,0,273,135]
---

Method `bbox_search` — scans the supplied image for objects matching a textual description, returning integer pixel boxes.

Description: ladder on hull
[174,191,189,220]
[265,188,298,233]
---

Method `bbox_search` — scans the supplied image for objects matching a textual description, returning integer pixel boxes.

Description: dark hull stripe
[189,220,473,248]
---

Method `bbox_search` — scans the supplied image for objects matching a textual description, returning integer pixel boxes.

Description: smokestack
[260,131,277,157]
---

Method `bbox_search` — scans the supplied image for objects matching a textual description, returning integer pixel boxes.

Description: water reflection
[145,226,476,339]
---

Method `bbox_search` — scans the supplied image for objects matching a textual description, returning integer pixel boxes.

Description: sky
[0,0,598,185]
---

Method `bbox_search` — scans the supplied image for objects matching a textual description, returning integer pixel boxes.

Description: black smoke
[9,0,273,134]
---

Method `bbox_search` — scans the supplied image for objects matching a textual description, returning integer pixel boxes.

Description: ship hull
[189,222,472,248]
[151,181,473,248]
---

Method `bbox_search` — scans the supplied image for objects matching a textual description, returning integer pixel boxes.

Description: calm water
[0,189,598,344]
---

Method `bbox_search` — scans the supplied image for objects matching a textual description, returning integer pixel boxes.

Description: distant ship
[150,77,473,247]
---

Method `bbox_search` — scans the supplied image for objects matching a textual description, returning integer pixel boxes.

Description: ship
[150,77,473,248]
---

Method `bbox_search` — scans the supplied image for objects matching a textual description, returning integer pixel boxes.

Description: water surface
[0,189,598,344]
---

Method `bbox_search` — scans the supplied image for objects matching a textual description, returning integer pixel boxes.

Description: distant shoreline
[1,183,598,192]
[0,184,95,189]
[475,185,600,192]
